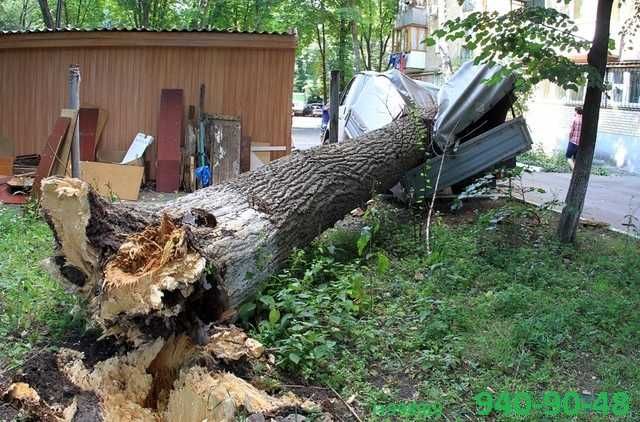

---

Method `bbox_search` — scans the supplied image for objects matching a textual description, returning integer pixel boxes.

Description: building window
[608,69,626,104]
[411,27,427,50]
[462,0,475,12]
[460,47,473,63]
[600,67,640,108]
[630,69,640,104]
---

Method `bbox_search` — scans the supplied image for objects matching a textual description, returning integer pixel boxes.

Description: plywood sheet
[80,161,144,201]
[207,114,241,184]
[52,109,78,176]
[79,107,100,161]
[156,160,180,193]
[33,117,71,196]
[156,89,183,192]
[0,156,12,176]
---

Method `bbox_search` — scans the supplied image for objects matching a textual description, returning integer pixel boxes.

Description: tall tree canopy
[0,0,398,103]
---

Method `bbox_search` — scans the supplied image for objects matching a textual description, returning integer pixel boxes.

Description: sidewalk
[517,172,640,233]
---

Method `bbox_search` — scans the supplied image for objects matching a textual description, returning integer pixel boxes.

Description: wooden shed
[0,28,296,176]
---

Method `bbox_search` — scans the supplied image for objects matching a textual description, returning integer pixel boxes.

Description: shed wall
[0,44,294,165]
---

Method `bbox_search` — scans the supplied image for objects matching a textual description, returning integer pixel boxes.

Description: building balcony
[395,6,428,29]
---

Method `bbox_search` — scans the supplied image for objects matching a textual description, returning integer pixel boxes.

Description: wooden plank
[207,114,241,184]
[0,31,298,50]
[51,109,78,176]
[80,161,144,201]
[33,117,71,196]
[250,142,273,170]
[79,107,100,161]
[156,160,181,193]
[156,89,183,192]
[250,145,287,152]
[189,156,195,192]
[94,109,108,152]
[12,154,39,175]
[0,156,12,176]
[240,136,251,173]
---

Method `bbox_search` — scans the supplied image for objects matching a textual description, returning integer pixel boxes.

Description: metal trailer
[332,62,533,201]
[401,117,533,200]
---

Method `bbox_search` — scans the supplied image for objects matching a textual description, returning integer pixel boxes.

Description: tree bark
[316,22,328,103]
[40,113,432,343]
[37,0,54,29]
[557,0,613,243]
[351,0,362,72]
[54,0,63,28]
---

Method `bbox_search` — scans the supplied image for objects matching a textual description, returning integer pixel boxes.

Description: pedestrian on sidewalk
[566,106,583,170]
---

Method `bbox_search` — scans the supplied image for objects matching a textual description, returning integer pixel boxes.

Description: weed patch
[0,207,84,372]
[242,200,640,420]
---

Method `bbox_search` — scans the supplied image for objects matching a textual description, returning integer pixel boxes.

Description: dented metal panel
[401,117,533,200]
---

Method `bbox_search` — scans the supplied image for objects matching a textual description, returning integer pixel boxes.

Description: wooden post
[68,64,81,178]
[329,69,340,144]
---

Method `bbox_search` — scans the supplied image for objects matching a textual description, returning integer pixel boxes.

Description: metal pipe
[68,64,81,178]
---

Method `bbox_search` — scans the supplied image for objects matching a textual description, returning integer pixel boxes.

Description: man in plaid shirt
[566,107,583,170]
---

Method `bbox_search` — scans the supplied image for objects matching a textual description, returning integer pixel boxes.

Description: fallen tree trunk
[41,112,432,342]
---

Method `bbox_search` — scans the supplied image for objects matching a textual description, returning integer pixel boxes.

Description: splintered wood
[101,215,206,323]
[52,327,314,422]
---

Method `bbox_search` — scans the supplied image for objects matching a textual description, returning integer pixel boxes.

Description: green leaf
[259,295,276,308]
[376,252,391,275]
[269,308,281,325]
[425,36,436,47]
[289,352,301,364]
[357,228,372,256]
[237,302,256,322]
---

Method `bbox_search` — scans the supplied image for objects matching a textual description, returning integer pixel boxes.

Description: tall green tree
[355,0,396,71]
[557,0,614,242]
[0,0,41,29]
[37,0,55,28]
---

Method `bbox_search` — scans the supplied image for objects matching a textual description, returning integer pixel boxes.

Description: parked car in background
[311,103,323,117]
[303,102,324,117]
[292,92,306,116]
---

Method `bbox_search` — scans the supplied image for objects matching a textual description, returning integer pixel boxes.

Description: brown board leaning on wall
[156,89,184,192]
[79,107,100,161]
[206,114,241,184]
[51,109,78,176]
[32,116,71,196]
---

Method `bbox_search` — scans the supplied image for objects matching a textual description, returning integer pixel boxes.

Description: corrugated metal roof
[0,26,296,37]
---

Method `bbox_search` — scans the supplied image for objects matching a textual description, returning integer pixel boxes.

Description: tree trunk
[350,0,362,72]
[317,23,328,103]
[40,113,432,343]
[37,0,54,29]
[557,0,613,243]
[55,0,63,28]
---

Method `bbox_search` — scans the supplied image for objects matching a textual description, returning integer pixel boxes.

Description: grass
[243,200,640,421]
[518,145,611,176]
[0,206,83,372]
[0,199,638,420]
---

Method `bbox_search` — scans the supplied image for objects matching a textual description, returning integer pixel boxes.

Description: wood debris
[51,329,311,421]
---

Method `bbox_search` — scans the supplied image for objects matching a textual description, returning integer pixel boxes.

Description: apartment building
[391,0,640,172]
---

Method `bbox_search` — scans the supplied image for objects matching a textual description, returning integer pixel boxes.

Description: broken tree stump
[40,112,432,342]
